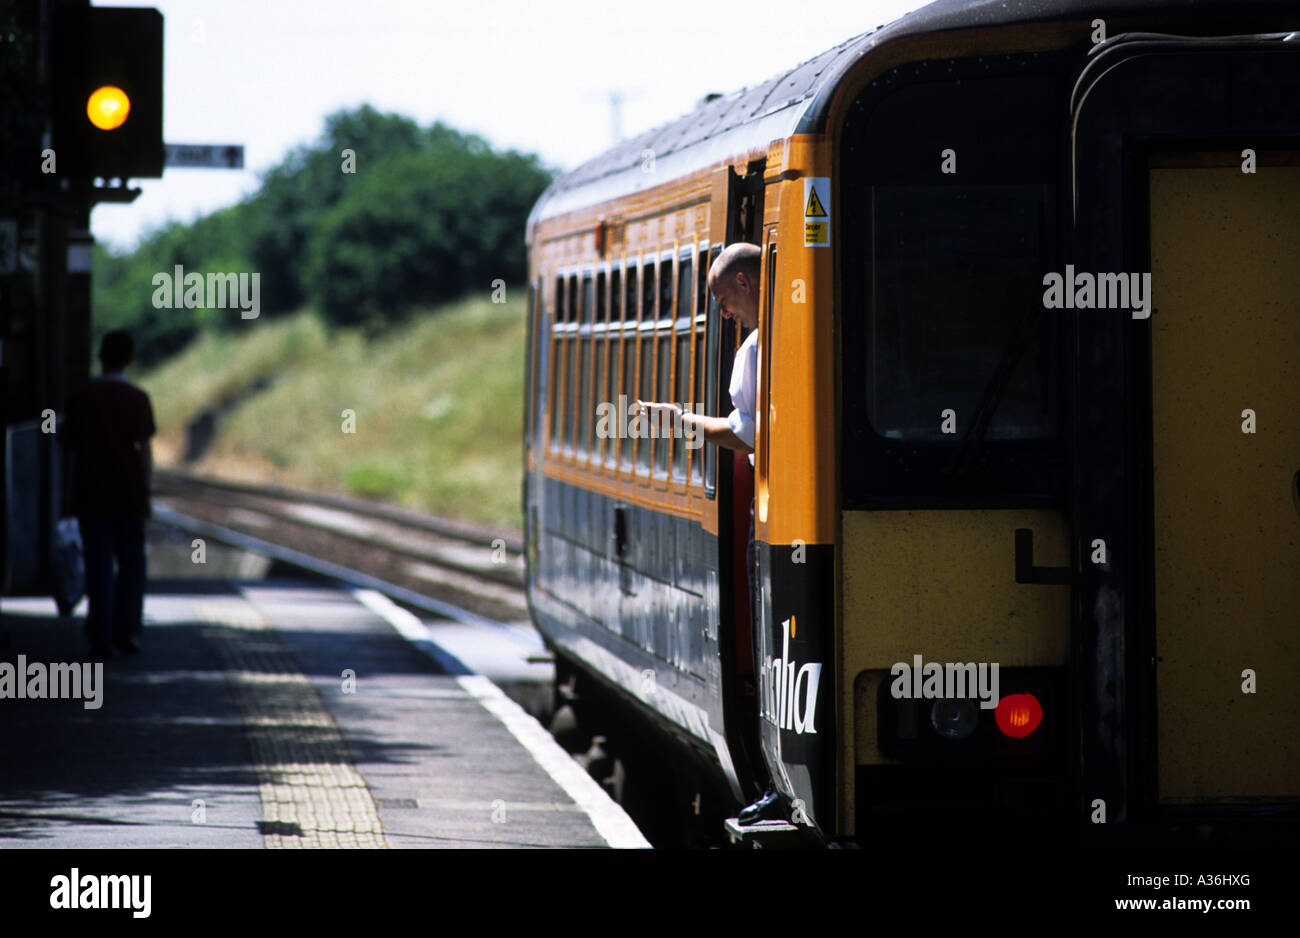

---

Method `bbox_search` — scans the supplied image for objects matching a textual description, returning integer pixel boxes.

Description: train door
[1147,157,1300,808]
[709,159,767,805]
[1072,36,1300,837]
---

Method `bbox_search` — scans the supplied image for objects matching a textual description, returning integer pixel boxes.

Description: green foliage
[93,105,556,365]
[305,143,549,329]
[249,106,428,313]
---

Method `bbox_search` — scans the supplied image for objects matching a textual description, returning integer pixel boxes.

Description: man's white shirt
[727,329,759,466]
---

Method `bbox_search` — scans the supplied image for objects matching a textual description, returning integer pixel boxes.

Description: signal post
[1,0,163,596]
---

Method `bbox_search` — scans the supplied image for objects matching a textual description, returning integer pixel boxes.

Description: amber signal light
[86,85,131,130]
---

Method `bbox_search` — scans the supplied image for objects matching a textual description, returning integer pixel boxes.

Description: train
[522,0,1300,847]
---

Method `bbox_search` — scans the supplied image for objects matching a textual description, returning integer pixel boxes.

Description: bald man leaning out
[636,242,779,825]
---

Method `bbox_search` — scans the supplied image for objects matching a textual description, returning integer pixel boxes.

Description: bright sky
[90,0,924,251]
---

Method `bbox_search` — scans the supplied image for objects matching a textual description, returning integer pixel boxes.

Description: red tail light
[995,692,1043,738]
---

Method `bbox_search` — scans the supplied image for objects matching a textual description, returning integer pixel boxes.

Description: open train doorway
[712,158,766,805]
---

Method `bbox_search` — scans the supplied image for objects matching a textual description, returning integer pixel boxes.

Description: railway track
[151,468,528,624]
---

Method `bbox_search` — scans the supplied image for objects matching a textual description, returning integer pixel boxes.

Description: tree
[305,139,551,328]
[248,106,426,313]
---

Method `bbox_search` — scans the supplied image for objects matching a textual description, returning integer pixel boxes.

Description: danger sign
[803,177,830,247]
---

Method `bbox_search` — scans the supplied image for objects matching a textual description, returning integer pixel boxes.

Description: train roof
[528,0,1298,229]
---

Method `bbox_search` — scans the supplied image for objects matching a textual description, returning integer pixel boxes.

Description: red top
[64,375,156,518]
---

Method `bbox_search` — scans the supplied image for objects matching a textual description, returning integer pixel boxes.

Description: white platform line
[350,588,651,849]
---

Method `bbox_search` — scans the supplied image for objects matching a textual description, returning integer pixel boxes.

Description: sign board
[803,177,830,247]
[164,144,245,169]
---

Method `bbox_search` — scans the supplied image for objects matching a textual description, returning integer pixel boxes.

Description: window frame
[671,245,695,486]
[837,63,1070,509]
[548,272,567,454]
[703,243,722,499]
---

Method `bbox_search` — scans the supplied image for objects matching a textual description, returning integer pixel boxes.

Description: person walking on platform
[63,330,156,659]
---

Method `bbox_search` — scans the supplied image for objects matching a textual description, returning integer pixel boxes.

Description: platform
[0,524,648,849]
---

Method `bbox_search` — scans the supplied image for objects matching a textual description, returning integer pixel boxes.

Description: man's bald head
[707,242,761,329]
[709,242,761,288]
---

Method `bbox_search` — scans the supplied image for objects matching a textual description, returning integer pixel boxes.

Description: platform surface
[0,531,647,849]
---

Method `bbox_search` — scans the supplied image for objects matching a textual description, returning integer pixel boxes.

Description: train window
[619,264,638,470]
[637,262,656,473]
[610,267,621,322]
[647,255,673,476]
[551,334,565,452]
[549,275,564,452]
[672,251,694,481]
[565,332,578,453]
[605,327,620,470]
[658,257,673,324]
[642,261,656,322]
[592,328,605,463]
[691,321,704,485]
[868,184,1057,442]
[638,329,654,473]
[696,248,708,324]
[620,323,637,471]
[578,274,595,457]
[625,265,638,325]
[674,333,691,480]
[593,270,609,462]
[578,335,591,456]
[676,251,693,324]
[703,244,722,496]
[655,331,672,477]
[690,248,708,485]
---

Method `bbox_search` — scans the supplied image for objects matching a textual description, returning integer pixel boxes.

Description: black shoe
[737,786,780,825]
[113,637,142,654]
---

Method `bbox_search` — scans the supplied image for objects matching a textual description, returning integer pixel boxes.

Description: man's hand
[634,399,682,422]
[636,400,752,454]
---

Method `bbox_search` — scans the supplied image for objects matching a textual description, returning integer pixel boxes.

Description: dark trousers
[79,514,146,650]
[745,500,776,799]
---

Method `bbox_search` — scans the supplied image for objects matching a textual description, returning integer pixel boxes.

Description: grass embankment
[139,293,526,529]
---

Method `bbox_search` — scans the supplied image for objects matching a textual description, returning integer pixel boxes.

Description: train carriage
[523,0,1300,846]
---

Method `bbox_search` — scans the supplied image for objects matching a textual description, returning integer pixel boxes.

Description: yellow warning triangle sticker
[805,187,828,218]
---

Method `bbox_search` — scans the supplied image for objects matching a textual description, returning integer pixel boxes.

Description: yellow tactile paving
[193,600,389,848]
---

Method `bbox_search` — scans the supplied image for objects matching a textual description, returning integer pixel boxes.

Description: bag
[53,517,86,615]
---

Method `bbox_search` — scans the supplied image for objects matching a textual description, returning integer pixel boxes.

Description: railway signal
[50,5,164,180]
